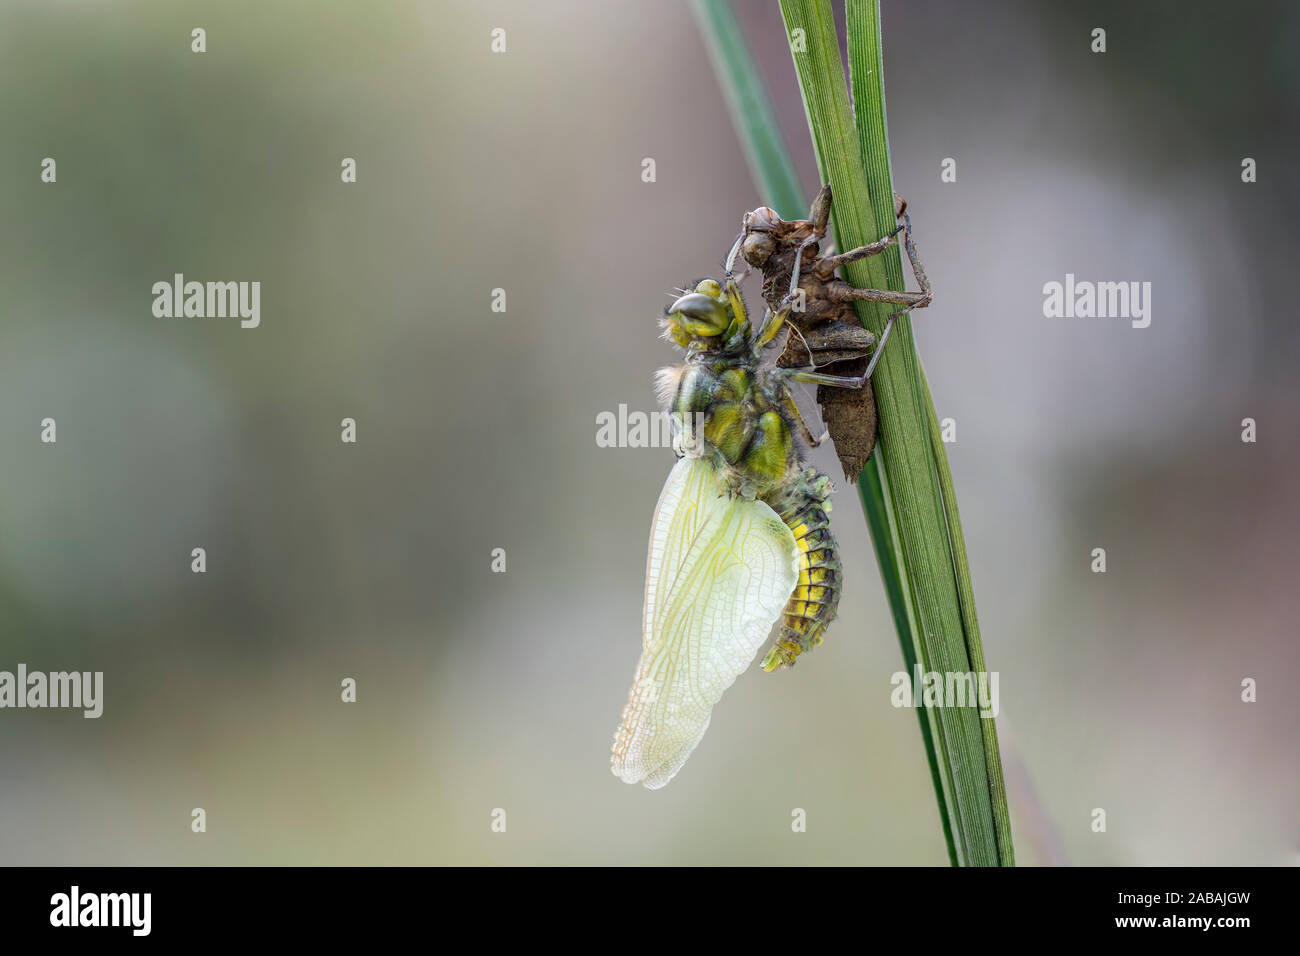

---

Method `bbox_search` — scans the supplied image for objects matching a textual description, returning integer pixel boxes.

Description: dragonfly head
[664,279,742,350]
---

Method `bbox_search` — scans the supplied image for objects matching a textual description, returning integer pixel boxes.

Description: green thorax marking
[670,358,792,495]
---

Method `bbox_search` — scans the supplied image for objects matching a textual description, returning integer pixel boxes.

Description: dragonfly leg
[832,286,931,307]
[895,200,933,308]
[723,230,751,281]
[781,367,871,389]
[753,278,810,353]
[814,223,903,278]
[819,194,933,313]
[778,183,835,302]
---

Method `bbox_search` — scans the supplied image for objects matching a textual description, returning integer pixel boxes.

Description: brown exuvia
[729,184,932,482]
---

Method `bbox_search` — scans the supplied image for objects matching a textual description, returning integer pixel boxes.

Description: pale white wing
[611,455,799,789]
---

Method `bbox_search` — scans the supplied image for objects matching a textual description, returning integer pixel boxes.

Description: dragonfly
[610,190,931,788]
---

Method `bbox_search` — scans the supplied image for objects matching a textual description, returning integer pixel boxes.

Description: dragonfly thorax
[667,360,794,499]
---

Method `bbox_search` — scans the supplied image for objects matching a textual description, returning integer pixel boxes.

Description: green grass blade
[776,0,1010,864]
[691,0,956,864]
[689,0,803,217]
[860,453,959,864]
[847,0,1013,866]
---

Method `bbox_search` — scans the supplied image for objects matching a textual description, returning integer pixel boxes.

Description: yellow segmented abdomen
[762,475,840,671]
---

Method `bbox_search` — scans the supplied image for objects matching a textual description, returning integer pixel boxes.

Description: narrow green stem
[847,0,1013,865]
[689,0,803,216]
[776,0,1011,864]
[692,0,956,863]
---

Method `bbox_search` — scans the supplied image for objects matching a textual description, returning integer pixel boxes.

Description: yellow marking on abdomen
[762,484,841,671]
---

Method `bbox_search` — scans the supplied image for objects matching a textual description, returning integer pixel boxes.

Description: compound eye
[742,232,776,265]
[668,292,729,336]
[693,279,723,299]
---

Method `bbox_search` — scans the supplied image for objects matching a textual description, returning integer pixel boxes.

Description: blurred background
[0,0,1296,865]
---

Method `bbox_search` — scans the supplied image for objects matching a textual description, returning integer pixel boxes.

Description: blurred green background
[0,0,1296,865]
